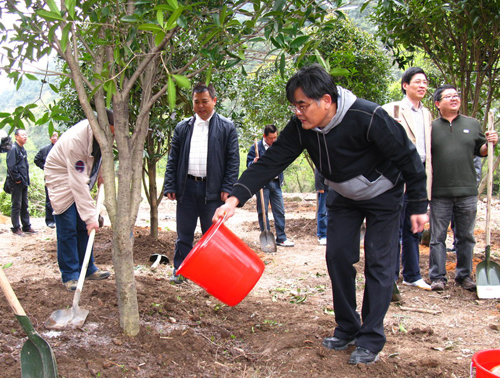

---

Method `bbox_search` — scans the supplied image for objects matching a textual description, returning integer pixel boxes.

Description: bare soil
[0,194,499,378]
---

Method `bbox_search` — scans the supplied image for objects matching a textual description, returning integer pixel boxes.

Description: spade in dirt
[254,139,277,253]
[0,267,58,378]
[45,184,106,329]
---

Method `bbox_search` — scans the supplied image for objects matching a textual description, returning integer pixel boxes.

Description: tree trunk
[148,160,159,239]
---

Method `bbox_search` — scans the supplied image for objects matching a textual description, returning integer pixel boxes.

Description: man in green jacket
[429,84,498,292]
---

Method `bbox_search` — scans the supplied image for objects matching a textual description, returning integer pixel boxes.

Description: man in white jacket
[44,111,113,291]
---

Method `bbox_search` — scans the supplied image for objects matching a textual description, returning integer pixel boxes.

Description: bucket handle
[199,213,227,249]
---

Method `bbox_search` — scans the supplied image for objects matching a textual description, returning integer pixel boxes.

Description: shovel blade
[476,260,500,299]
[45,307,89,330]
[21,339,58,378]
[260,231,277,253]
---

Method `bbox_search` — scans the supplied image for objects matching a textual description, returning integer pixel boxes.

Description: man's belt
[187,174,206,182]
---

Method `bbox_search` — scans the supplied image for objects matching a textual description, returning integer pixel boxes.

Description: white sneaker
[403,278,431,290]
[318,238,327,245]
[277,239,295,247]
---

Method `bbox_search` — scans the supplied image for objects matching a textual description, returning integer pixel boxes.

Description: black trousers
[10,183,31,232]
[44,186,54,225]
[327,183,403,354]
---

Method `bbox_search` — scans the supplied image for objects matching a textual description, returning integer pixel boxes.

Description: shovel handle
[72,184,105,307]
[0,267,26,316]
[254,139,270,230]
[486,112,494,247]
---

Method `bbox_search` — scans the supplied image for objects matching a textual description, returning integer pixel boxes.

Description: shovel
[0,267,58,378]
[254,139,277,253]
[45,184,105,329]
[477,112,500,299]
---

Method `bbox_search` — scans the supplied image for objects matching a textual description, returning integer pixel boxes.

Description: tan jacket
[382,100,433,199]
[44,120,98,225]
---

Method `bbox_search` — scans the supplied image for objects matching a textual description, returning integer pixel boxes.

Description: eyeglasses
[410,79,428,86]
[289,101,316,114]
[441,94,460,101]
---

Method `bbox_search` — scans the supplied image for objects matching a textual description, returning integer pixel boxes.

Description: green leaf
[166,7,183,30]
[167,76,176,110]
[138,24,164,33]
[49,84,59,93]
[36,9,64,22]
[154,31,166,47]
[172,74,190,89]
[60,23,72,53]
[0,112,10,117]
[290,35,309,49]
[46,0,60,14]
[330,68,350,77]
[25,74,37,81]
[206,65,213,86]
[65,0,76,19]
[157,9,164,28]
[1,262,13,269]
[121,15,139,22]
[279,53,286,78]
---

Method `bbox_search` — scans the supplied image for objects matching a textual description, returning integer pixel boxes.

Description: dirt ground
[0,193,499,378]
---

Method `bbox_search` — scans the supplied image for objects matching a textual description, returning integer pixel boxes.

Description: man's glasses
[410,79,428,86]
[441,94,460,101]
[289,101,316,114]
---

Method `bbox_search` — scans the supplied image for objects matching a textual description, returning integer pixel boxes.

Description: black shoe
[456,276,476,291]
[23,228,38,234]
[47,222,56,229]
[12,228,24,236]
[322,336,356,350]
[431,279,446,291]
[348,347,380,365]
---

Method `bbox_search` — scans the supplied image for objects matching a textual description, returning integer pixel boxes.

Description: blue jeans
[256,180,287,243]
[429,196,477,282]
[317,190,329,239]
[395,193,423,283]
[54,203,98,283]
[174,179,223,269]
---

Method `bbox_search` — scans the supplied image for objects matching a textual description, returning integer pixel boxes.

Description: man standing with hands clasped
[429,85,498,292]
[163,83,240,284]
[213,64,428,365]
[383,67,432,292]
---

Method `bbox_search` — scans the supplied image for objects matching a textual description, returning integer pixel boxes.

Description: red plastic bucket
[176,216,265,306]
[471,349,500,377]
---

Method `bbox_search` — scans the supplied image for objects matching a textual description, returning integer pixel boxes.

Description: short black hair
[14,128,25,136]
[264,124,277,136]
[286,64,338,104]
[433,84,457,103]
[401,67,427,95]
[192,83,216,99]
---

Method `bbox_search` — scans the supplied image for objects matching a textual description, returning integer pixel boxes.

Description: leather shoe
[12,229,24,236]
[348,347,380,364]
[431,279,446,291]
[322,336,356,350]
[23,228,37,234]
[87,268,111,280]
[456,276,476,291]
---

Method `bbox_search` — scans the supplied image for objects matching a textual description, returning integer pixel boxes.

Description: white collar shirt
[403,96,426,163]
[188,112,214,177]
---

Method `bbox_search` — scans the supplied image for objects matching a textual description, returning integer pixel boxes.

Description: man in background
[35,131,59,228]
[6,129,36,236]
[163,83,240,284]
[247,124,294,248]
[429,85,497,292]
[383,67,432,292]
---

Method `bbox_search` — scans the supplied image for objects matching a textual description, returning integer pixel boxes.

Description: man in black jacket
[34,131,58,228]
[6,129,36,235]
[213,65,428,365]
[163,83,240,284]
